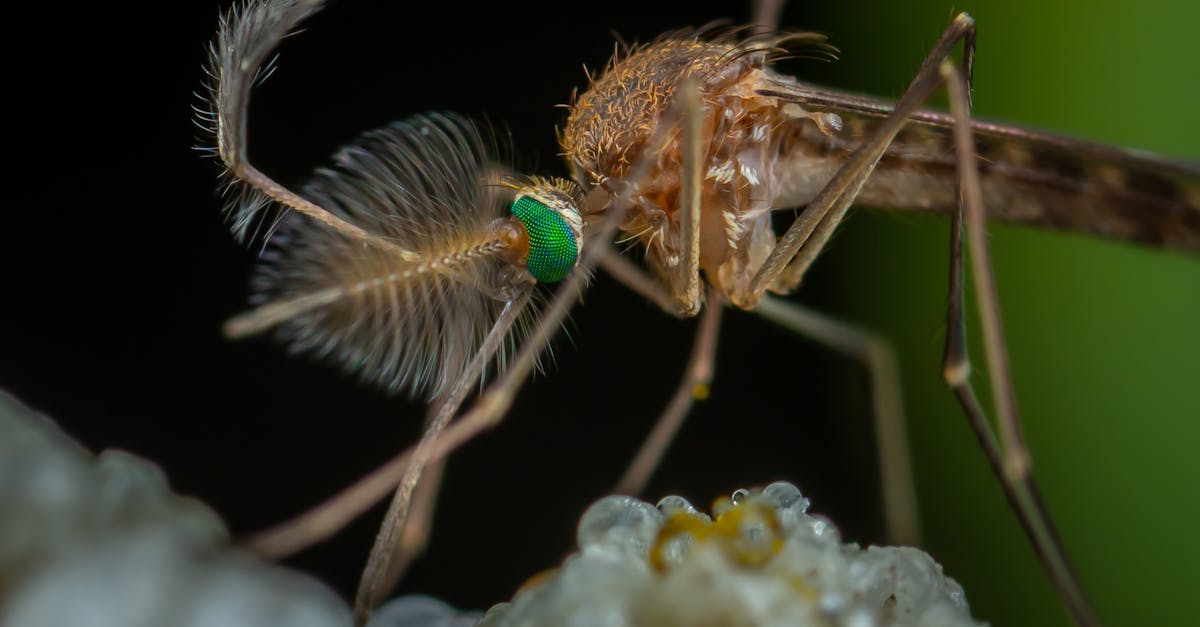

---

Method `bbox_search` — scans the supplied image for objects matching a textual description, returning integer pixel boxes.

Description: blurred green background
[791,0,1200,624]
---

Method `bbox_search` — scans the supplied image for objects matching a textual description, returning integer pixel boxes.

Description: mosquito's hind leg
[748,14,976,299]
[938,61,1099,627]
[754,296,919,547]
[741,12,1097,623]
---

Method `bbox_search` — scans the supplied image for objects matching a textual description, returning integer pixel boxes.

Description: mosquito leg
[939,61,1099,627]
[352,292,530,624]
[751,0,785,35]
[206,0,420,257]
[750,13,976,298]
[373,380,451,591]
[599,231,724,496]
[754,296,919,546]
[672,77,704,316]
[597,247,682,316]
[377,457,444,593]
[243,256,707,564]
[614,288,722,495]
[939,73,1028,484]
[242,261,682,562]
[240,412,443,578]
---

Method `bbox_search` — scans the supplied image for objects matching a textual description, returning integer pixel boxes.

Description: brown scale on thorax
[561,34,837,308]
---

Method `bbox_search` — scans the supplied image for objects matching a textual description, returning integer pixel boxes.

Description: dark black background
[4,0,924,612]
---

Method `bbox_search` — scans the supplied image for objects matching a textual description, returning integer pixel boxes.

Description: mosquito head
[502,177,585,283]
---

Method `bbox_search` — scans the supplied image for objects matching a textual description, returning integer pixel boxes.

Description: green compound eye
[510,195,579,283]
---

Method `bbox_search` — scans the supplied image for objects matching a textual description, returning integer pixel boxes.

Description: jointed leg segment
[614,287,723,496]
[938,61,1098,627]
[750,14,977,299]
[673,77,705,316]
[353,294,531,623]
[754,297,920,547]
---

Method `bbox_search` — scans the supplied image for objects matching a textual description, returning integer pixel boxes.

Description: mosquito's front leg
[751,0,785,35]
[749,13,976,298]
[379,456,444,588]
[353,293,531,625]
[598,248,681,315]
[672,77,705,316]
[611,76,706,317]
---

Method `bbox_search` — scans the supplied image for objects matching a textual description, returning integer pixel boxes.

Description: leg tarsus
[755,296,921,547]
[938,60,1099,627]
[598,247,686,317]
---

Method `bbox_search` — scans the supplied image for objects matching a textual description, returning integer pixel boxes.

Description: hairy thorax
[561,36,835,309]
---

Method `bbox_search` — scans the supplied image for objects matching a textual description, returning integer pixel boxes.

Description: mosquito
[199,1,1198,626]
